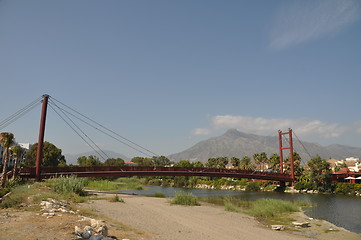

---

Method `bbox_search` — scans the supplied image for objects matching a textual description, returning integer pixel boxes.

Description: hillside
[168,129,361,162]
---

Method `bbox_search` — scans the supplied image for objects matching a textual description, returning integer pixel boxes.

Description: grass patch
[153,192,166,198]
[246,199,301,218]
[109,194,125,203]
[224,200,239,212]
[202,197,307,219]
[0,181,85,209]
[114,177,144,190]
[171,191,200,206]
[86,179,122,191]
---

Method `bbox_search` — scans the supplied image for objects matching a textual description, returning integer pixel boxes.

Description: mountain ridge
[168,129,361,162]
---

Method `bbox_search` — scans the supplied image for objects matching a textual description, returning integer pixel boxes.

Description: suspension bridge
[1,94,351,184]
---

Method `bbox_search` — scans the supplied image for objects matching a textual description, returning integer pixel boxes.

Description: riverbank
[81,192,361,240]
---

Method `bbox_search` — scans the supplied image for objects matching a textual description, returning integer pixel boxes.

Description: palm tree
[0,132,15,188]
[240,156,255,170]
[11,145,24,179]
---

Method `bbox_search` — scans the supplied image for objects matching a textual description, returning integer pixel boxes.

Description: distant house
[328,157,361,173]
[346,157,360,162]
[124,161,138,166]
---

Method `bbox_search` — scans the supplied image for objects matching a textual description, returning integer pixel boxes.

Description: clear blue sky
[1,0,360,159]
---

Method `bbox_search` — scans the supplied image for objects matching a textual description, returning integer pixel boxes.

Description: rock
[81,230,92,239]
[292,222,310,228]
[96,225,108,237]
[89,235,104,240]
[271,225,284,231]
[84,225,94,232]
[91,219,108,236]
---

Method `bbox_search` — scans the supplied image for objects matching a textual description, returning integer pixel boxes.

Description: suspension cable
[50,96,158,157]
[292,130,313,160]
[0,96,43,130]
[48,102,108,161]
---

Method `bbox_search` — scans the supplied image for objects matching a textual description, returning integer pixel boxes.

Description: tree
[239,156,255,170]
[152,156,172,167]
[103,158,125,166]
[0,132,15,188]
[284,152,303,175]
[206,157,228,168]
[131,157,153,166]
[77,155,102,166]
[253,152,268,171]
[307,155,332,191]
[23,142,66,167]
[10,145,24,179]
[174,160,193,168]
[193,161,204,168]
[268,154,280,172]
[230,157,240,168]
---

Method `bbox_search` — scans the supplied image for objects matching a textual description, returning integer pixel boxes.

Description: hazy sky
[1,0,360,159]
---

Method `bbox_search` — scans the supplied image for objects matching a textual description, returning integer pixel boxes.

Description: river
[115,185,361,234]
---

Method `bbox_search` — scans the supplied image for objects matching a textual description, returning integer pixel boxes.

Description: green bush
[334,182,356,195]
[0,188,10,198]
[245,182,261,192]
[171,191,200,206]
[46,176,88,195]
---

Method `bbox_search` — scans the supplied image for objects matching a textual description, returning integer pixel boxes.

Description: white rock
[271,225,284,231]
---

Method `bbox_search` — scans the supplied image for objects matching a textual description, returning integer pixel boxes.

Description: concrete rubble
[292,221,310,228]
[271,225,285,231]
[38,198,115,240]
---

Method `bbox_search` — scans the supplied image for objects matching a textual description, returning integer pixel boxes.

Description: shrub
[294,181,305,190]
[334,183,355,195]
[0,188,10,198]
[46,176,88,195]
[245,182,261,192]
[109,194,125,203]
[171,191,200,206]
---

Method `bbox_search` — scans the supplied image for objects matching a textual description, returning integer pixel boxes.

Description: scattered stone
[84,225,94,232]
[89,235,103,240]
[81,230,92,239]
[271,225,285,231]
[91,219,108,236]
[75,225,82,234]
[292,221,310,228]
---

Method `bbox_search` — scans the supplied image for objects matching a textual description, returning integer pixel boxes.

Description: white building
[345,157,360,162]
[0,143,31,167]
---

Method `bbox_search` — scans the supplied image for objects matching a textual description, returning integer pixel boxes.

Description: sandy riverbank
[81,193,361,240]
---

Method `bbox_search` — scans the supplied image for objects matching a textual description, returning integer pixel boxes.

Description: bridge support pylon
[278,129,295,184]
[35,94,49,181]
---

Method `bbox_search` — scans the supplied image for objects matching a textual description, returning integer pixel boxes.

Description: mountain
[65,150,130,165]
[168,129,361,163]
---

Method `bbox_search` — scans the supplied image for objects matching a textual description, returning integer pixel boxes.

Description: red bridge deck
[20,166,295,182]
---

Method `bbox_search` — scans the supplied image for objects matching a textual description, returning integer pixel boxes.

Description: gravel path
[85,194,309,240]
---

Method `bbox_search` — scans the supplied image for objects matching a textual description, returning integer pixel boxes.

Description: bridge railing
[20,166,292,178]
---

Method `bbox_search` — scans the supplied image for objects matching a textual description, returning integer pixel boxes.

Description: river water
[115,185,361,234]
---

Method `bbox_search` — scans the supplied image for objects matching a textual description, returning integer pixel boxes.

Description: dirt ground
[81,193,361,240]
[1,193,360,240]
